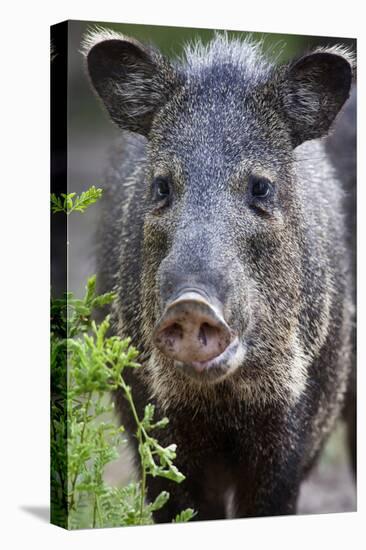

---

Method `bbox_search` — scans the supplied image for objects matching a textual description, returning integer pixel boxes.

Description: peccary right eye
[249,176,272,199]
[152,177,171,203]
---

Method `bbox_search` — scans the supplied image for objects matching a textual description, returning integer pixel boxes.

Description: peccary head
[84,31,353,402]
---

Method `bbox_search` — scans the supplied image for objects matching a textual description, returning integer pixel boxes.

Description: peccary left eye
[152,176,171,202]
[250,176,272,199]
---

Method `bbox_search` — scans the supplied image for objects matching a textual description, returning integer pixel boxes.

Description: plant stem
[119,377,148,522]
[139,445,147,523]
[96,494,103,527]
[93,493,98,528]
[69,391,92,511]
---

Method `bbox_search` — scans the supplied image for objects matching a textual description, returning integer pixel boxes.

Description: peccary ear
[83,29,179,136]
[281,48,354,147]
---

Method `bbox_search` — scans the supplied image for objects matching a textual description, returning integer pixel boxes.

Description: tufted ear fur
[82,29,180,136]
[281,47,354,148]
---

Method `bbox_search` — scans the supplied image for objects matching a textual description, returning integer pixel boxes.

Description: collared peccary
[82,29,356,521]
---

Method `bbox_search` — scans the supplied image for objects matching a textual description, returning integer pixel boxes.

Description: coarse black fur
[83,30,356,521]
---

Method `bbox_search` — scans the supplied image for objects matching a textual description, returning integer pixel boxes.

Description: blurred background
[64,20,356,515]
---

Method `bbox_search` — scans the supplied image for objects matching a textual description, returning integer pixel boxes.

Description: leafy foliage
[51,189,195,528]
[51,186,102,215]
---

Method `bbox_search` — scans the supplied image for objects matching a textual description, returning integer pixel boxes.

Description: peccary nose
[153,291,232,364]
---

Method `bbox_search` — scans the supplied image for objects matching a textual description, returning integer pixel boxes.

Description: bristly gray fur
[84,28,356,522]
[180,32,273,79]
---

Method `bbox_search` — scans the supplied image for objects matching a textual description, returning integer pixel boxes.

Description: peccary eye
[250,176,272,199]
[152,176,171,202]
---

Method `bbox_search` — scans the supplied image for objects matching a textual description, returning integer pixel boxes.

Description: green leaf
[149,491,170,512]
[152,417,169,430]
[51,186,103,215]
[173,508,196,523]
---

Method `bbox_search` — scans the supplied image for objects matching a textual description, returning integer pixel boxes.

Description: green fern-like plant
[50,188,195,528]
[51,186,102,215]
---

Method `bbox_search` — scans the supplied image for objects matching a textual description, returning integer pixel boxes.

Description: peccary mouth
[176,336,247,384]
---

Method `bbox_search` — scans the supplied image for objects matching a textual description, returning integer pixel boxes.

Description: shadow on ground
[20,505,49,523]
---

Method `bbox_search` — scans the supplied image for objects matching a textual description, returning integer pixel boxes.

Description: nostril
[156,322,183,347]
[198,323,208,346]
[165,322,183,341]
[198,322,217,347]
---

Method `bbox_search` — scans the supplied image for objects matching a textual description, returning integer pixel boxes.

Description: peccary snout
[153,291,233,368]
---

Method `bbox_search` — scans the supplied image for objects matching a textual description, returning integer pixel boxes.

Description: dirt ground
[298,423,356,514]
[299,461,356,515]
